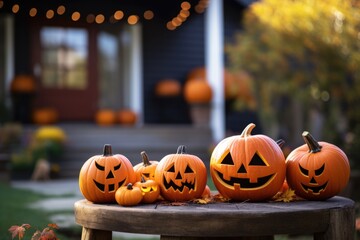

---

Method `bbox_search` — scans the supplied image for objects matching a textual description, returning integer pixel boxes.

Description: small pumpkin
[286,131,350,200]
[187,66,206,81]
[95,109,116,126]
[201,185,211,198]
[184,79,212,104]
[133,151,159,181]
[155,79,182,97]
[154,145,207,202]
[134,177,160,203]
[79,144,136,203]
[115,183,143,206]
[210,123,286,201]
[118,109,137,125]
[10,74,36,93]
[32,108,58,125]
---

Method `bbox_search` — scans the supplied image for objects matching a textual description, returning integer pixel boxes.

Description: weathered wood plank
[74,196,355,239]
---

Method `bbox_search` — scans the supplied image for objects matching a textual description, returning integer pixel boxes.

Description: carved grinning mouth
[163,176,195,192]
[301,182,328,194]
[215,170,275,189]
[93,178,126,192]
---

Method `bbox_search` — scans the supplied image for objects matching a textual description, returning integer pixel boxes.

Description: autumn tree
[226,0,360,161]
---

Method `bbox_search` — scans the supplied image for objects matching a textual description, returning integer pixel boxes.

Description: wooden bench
[74,196,355,240]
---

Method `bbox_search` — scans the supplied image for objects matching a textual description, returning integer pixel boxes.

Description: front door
[31,24,98,121]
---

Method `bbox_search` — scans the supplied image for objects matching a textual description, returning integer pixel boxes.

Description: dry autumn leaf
[8,224,31,239]
[273,188,297,202]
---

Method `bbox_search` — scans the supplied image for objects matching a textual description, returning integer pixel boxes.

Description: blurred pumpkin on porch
[118,109,137,125]
[10,74,36,93]
[95,109,117,126]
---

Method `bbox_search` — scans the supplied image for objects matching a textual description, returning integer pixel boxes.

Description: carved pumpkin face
[286,132,350,200]
[154,145,207,202]
[79,144,136,203]
[134,177,160,203]
[133,151,159,181]
[210,123,286,201]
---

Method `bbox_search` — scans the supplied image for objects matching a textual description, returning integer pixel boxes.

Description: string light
[71,11,81,21]
[127,15,139,25]
[29,8,37,17]
[0,1,208,30]
[57,5,66,15]
[46,9,55,19]
[12,4,19,14]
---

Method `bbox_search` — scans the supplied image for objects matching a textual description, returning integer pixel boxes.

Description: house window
[40,27,88,89]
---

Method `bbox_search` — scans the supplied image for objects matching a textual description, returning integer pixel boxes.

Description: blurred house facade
[0,0,250,142]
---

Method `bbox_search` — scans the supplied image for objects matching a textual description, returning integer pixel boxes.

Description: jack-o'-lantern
[286,131,350,200]
[210,123,286,201]
[154,145,207,202]
[134,177,160,203]
[133,151,159,181]
[79,144,136,203]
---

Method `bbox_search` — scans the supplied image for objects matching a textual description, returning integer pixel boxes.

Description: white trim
[129,24,143,125]
[205,0,225,142]
[4,15,14,107]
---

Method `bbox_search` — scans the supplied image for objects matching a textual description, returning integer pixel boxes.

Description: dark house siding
[142,14,205,124]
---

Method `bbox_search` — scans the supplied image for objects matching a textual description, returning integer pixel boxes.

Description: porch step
[55,124,213,178]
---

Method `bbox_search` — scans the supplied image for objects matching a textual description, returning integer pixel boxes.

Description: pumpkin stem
[276,139,285,148]
[140,151,151,166]
[103,144,113,156]
[240,123,256,138]
[177,145,186,154]
[127,183,133,190]
[302,131,322,153]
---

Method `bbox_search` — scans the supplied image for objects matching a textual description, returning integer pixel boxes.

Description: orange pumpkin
[210,123,286,201]
[201,185,211,198]
[115,183,143,206]
[155,79,182,97]
[154,145,207,202]
[187,66,206,81]
[10,74,36,93]
[79,144,136,203]
[184,79,212,104]
[133,151,159,181]
[286,131,350,200]
[118,109,137,125]
[32,108,58,125]
[95,109,116,126]
[134,177,160,203]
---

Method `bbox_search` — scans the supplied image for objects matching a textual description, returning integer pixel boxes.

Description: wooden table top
[74,196,355,238]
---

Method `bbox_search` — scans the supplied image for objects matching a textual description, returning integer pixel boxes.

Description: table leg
[314,206,355,240]
[81,227,112,240]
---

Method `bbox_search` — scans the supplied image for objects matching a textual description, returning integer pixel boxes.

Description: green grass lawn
[0,182,80,240]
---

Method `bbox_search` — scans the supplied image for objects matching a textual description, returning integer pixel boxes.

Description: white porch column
[3,15,14,107]
[129,24,143,125]
[205,0,225,142]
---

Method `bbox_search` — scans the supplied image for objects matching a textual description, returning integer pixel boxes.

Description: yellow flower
[34,126,66,143]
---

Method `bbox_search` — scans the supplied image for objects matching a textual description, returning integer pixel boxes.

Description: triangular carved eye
[167,164,175,172]
[249,152,267,166]
[221,152,234,165]
[185,165,194,173]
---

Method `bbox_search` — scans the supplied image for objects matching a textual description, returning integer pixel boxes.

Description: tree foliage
[226,0,360,147]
